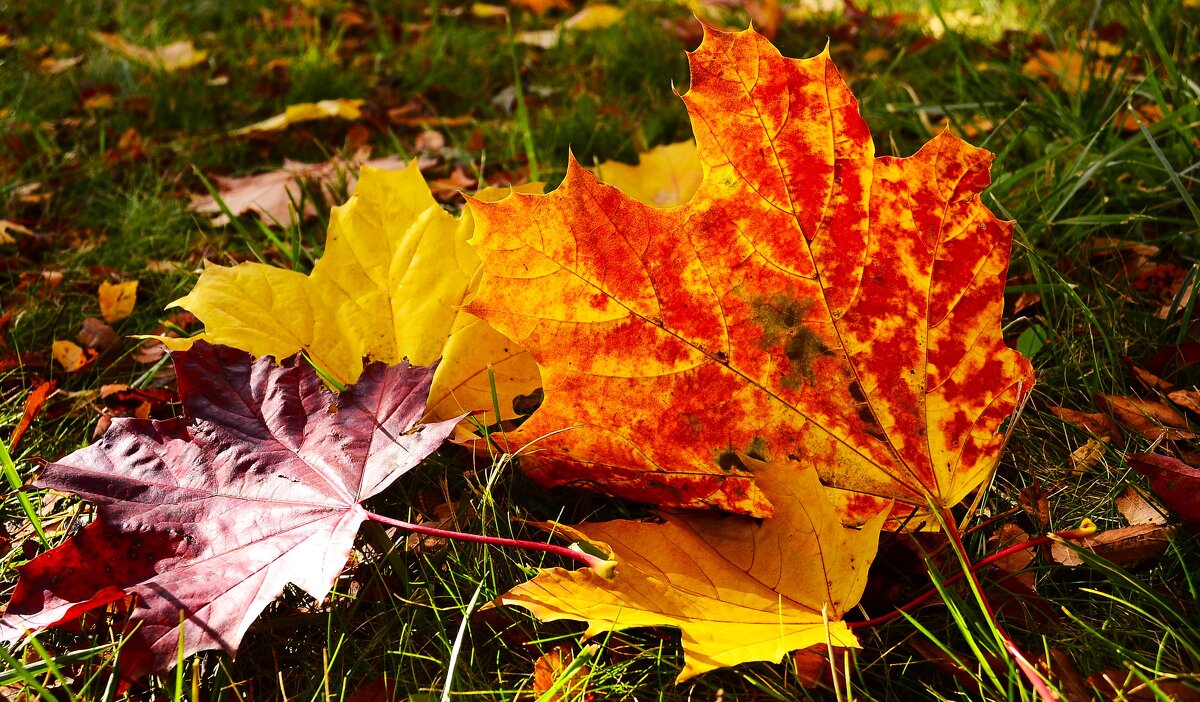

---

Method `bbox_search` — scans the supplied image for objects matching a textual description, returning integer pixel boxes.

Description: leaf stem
[364,511,613,574]
[940,511,1060,702]
[849,522,1095,630]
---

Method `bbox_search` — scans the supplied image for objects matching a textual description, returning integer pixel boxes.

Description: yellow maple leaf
[466,28,1034,521]
[167,166,540,423]
[594,140,701,208]
[496,458,886,680]
[92,32,207,72]
[98,280,138,323]
[231,99,364,136]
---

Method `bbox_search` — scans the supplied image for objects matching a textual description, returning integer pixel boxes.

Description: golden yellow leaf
[466,28,1033,520]
[52,340,97,372]
[231,99,365,136]
[92,32,207,72]
[594,140,701,208]
[99,280,138,323]
[515,4,625,48]
[496,458,886,681]
[168,166,540,424]
[563,4,623,30]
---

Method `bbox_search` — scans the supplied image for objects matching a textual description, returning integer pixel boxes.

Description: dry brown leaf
[1048,405,1123,443]
[1115,487,1167,526]
[1095,393,1199,441]
[1126,359,1175,393]
[77,317,118,350]
[988,523,1036,590]
[1050,524,1174,567]
[1069,437,1108,475]
[1168,389,1200,415]
[190,150,409,226]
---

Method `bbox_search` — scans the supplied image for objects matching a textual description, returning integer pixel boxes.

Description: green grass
[2,0,1199,699]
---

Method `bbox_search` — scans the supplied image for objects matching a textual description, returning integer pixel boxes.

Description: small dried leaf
[92,32,207,72]
[231,99,364,135]
[51,340,97,372]
[9,380,55,452]
[1050,524,1174,567]
[99,280,138,323]
[1115,487,1166,527]
[77,317,119,350]
[1068,438,1107,475]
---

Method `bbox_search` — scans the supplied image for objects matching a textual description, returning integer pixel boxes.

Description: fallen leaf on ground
[99,280,138,323]
[1095,393,1198,441]
[1050,524,1174,567]
[172,166,541,424]
[1115,103,1166,132]
[0,220,37,244]
[51,340,97,372]
[516,4,626,47]
[564,4,623,29]
[77,317,119,350]
[533,646,593,701]
[1168,388,1200,415]
[1068,437,1107,475]
[190,149,408,226]
[9,380,55,452]
[1022,43,1123,94]
[594,140,701,208]
[39,55,83,74]
[512,0,571,13]
[1126,453,1200,527]
[1048,405,1123,442]
[0,342,458,677]
[495,458,886,680]
[231,98,364,135]
[92,32,207,72]
[466,28,1034,519]
[987,522,1036,590]
[1115,487,1167,526]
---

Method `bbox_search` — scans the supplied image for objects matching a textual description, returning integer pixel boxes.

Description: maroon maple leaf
[0,342,459,677]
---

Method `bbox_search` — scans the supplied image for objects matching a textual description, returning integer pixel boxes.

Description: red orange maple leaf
[466,27,1033,522]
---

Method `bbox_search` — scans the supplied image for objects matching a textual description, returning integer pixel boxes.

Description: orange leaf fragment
[99,280,138,323]
[10,380,56,451]
[467,28,1033,520]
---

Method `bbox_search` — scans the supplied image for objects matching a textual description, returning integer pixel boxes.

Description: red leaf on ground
[1126,453,1200,527]
[0,341,458,678]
